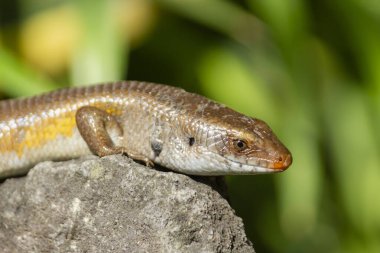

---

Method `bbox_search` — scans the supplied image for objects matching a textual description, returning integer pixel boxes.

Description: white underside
[156,147,277,176]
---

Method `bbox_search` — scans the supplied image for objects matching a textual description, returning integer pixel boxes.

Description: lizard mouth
[225,153,292,174]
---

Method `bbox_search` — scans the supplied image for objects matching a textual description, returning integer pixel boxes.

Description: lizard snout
[272,153,292,171]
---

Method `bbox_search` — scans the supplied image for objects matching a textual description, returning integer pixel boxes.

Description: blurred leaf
[198,47,276,122]
[248,0,308,49]
[70,0,128,85]
[158,0,265,46]
[0,47,58,97]
[19,4,80,76]
[324,83,380,250]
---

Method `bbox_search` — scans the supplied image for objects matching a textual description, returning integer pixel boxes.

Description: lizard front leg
[75,106,153,166]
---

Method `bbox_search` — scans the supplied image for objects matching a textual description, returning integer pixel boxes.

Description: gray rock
[0,155,254,253]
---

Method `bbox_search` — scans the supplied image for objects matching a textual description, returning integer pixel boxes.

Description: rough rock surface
[0,155,254,253]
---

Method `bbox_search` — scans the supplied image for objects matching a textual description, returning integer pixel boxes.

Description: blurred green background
[1,0,379,252]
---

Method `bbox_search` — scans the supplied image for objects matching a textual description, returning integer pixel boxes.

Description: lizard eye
[233,139,248,151]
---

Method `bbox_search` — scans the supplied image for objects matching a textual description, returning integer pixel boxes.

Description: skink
[0,81,292,179]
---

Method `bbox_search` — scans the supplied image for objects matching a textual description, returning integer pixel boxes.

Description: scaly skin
[0,81,292,178]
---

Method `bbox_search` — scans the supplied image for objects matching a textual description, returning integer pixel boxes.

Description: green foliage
[0,48,57,96]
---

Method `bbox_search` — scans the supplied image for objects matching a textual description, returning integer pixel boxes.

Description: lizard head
[210,116,292,174]
[182,104,292,175]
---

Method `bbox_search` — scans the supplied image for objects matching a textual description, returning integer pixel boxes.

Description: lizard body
[0,81,292,178]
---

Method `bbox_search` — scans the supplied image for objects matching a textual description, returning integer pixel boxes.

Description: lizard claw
[125,151,154,167]
[144,158,154,167]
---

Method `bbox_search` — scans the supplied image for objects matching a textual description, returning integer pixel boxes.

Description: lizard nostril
[272,154,292,170]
